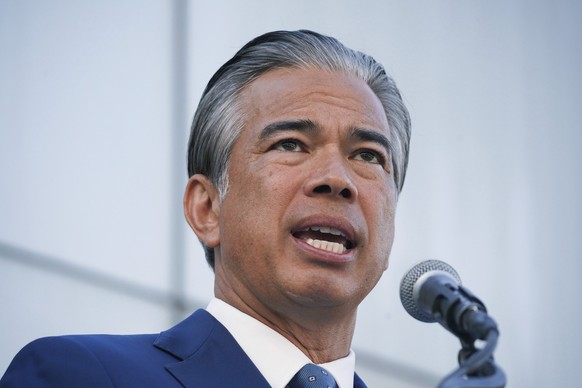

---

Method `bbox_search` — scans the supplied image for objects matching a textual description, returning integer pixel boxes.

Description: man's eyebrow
[350,127,392,154]
[259,119,319,140]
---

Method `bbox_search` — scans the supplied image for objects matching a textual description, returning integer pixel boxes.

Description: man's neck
[215,286,357,364]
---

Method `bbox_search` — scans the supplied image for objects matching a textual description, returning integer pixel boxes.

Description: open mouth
[292,226,355,254]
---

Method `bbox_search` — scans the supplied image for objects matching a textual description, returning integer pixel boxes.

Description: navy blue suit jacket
[1,309,367,387]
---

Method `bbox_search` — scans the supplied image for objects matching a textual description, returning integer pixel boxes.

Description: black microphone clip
[415,270,498,343]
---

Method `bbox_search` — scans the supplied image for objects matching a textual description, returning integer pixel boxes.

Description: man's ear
[184,174,221,248]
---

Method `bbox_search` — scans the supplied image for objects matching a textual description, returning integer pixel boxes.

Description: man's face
[214,67,397,318]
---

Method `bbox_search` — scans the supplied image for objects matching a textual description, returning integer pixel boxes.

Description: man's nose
[303,155,358,201]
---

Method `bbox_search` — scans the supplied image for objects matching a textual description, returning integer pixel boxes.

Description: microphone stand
[438,329,506,388]
[399,261,507,387]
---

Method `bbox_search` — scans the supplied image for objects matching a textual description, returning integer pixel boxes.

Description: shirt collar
[206,298,355,388]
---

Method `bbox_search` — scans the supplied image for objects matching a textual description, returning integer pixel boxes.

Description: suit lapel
[154,309,270,388]
[154,309,368,388]
[354,372,368,388]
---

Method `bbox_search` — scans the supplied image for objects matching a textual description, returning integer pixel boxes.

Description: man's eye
[273,140,302,152]
[354,150,383,164]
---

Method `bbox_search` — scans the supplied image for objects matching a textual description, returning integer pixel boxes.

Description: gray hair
[187,30,411,269]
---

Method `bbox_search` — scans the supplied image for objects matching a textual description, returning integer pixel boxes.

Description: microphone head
[400,260,462,323]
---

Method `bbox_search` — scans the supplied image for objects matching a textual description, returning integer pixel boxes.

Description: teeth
[306,238,346,254]
[309,226,343,236]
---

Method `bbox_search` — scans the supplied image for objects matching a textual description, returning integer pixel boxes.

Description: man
[1,30,410,387]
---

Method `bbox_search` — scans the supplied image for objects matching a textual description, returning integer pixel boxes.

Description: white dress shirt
[206,298,355,388]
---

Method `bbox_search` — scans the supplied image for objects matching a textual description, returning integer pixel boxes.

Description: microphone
[400,260,498,342]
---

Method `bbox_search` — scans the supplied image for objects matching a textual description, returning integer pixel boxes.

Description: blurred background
[1,1,581,386]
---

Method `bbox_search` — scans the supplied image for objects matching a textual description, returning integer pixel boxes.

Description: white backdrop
[1,1,581,387]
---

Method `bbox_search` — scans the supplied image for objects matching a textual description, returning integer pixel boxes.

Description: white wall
[1,1,581,386]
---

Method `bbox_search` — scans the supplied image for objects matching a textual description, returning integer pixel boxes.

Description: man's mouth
[292,226,355,254]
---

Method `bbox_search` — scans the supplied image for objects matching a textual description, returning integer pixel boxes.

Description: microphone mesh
[399,260,462,323]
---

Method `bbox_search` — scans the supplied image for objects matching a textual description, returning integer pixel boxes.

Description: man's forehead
[240,67,388,130]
